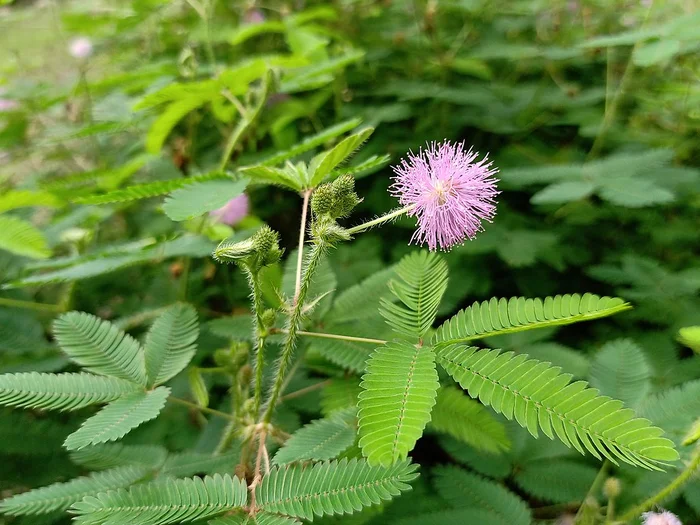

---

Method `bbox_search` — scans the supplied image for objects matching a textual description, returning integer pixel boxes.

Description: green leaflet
[589,338,651,408]
[433,466,531,525]
[54,312,147,386]
[64,386,170,450]
[379,251,448,340]
[0,465,150,516]
[273,408,356,465]
[437,344,679,469]
[433,294,631,344]
[429,386,510,454]
[308,127,374,186]
[144,303,199,387]
[0,372,142,412]
[72,474,247,525]
[209,514,301,525]
[70,443,169,470]
[0,215,51,260]
[255,458,418,520]
[358,341,439,466]
[513,459,599,504]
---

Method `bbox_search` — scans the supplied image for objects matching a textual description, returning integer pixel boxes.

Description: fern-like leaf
[433,466,531,525]
[0,215,51,259]
[320,378,361,416]
[162,178,248,222]
[379,251,448,340]
[358,341,439,466]
[312,337,374,373]
[144,303,199,387]
[308,127,374,186]
[0,372,142,411]
[71,474,247,525]
[273,408,356,465]
[513,459,599,504]
[159,451,240,478]
[325,266,396,325]
[73,173,227,205]
[64,387,170,450]
[70,443,169,470]
[433,294,631,344]
[209,513,301,525]
[589,339,651,408]
[255,458,418,520]
[53,312,147,385]
[430,386,510,453]
[0,466,149,516]
[437,344,678,469]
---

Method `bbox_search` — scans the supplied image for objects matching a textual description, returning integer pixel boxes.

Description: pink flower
[390,140,499,251]
[244,9,265,24]
[0,99,19,112]
[642,511,682,525]
[210,194,249,225]
[69,37,93,59]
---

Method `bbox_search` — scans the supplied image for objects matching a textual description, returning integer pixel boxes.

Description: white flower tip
[69,37,93,59]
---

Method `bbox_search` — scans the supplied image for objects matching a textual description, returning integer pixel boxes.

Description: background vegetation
[0,0,699,524]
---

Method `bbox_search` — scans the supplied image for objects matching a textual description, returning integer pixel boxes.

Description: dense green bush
[0,1,698,524]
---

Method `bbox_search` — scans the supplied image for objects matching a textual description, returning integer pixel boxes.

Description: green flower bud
[311,184,334,215]
[603,478,621,499]
[261,308,276,329]
[212,225,282,269]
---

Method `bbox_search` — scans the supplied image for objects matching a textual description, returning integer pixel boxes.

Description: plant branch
[294,190,312,302]
[282,328,386,345]
[279,379,333,403]
[243,266,268,416]
[574,460,608,524]
[168,396,237,422]
[261,240,328,424]
[345,205,415,235]
[0,297,64,313]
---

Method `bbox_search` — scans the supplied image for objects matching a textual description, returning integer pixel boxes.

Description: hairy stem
[294,190,312,302]
[279,379,332,403]
[616,446,700,523]
[345,205,415,235]
[219,71,271,171]
[261,240,328,424]
[243,266,268,416]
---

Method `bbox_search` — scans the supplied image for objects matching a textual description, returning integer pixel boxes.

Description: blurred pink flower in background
[210,194,249,225]
[244,9,265,24]
[642,510,683,525]
[69,37,93,59]
[0,99,19,112]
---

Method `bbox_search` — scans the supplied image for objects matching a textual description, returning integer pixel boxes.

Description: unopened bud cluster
[311,175,361,220]
[213,225,282,270]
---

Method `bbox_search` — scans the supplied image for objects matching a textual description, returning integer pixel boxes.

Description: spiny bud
[311,184,334,216]
[261,309,276,329]
[603,477,621,499]
[311,175,361,220]
[212,225,282,269]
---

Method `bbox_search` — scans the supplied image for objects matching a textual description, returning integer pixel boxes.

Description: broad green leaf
[239,165,303,191]
[0,190,62,213]
[162,178,249,221]
[146,96,211,154]
[308,127,374,186]
[598,177,675,207]
[530,181,596,205]
[633,39,681,66]
[0,216,51,259]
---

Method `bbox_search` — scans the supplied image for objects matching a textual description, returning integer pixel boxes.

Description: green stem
[574,460,609,524]
[0,297,64,313]
[345,205,414,235]
[218,71,271,172]
[294,190,312,302]
[244,266,268,416]
[617,446,700,523]
[291,329,386,345]
[169,396,237,422]
[261,239,328,424]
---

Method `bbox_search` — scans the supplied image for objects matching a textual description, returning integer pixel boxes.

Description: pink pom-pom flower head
[390,140,499,251]
[642,510,683,525]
